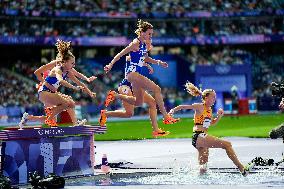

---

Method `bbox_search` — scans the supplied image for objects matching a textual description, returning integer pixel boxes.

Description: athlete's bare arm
[68,72,96,98]
[104,40,139,73]
[71,68,97,83]
[34,60,58,82]
[169,103,204,115]
[144,56,168,68]
[53,67,81,91]
[211,108,224,125]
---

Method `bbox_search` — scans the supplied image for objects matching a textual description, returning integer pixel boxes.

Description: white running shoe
[77,119,87,126]
[242,162,255,177]
[19,112,29,129]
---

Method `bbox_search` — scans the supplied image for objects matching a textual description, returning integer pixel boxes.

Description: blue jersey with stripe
[38,66,68,93]
[45,66,68,90]
[124,39,147,78]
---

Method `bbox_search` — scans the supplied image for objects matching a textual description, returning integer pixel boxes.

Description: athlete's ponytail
[185,81,202,97]
[55,39,74,63]
[185,81,215,101]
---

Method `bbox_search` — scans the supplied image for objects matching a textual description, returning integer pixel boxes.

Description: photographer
[273,81,284,110]
[279,97,284,110]
[269,82,284,141]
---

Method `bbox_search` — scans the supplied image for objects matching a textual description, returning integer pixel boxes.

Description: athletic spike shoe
[77,119,87,126]
[104,90,115,107]
[19,112,29,129]
[44,107,57,124]
[44,107,53,116]
[242,162,255,177]
[152,129,170,138]
[45,119,58,127]
[163,114,180,125]
[99,110,107,126]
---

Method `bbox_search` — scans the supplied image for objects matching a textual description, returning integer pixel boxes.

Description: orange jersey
[194,104,212,128]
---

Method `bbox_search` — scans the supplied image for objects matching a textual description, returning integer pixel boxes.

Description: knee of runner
[67,100,75,109]
[125,111,134,118]
[127,74,136,83]
[134,99,143,106]
[153,86,161,94]
[222,141,232,149]
[148,99,156,108]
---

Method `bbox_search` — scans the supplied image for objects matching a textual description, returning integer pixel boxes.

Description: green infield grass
[93,114,284,141]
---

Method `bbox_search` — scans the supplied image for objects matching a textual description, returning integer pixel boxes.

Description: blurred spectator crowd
[0,17,283,38]
[1,0,284,38]
[0,69,38,107]
[1,0,284,17]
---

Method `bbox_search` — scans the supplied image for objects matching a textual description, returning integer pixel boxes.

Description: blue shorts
[119,79,133,94]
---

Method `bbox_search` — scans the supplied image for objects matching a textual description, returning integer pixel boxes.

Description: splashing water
[66,166,284,187]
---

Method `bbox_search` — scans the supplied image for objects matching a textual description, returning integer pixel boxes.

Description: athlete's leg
[39,92,75,122]
[26,115,46,123]
[127,73,168,117]
[196,134,244,172]
[105,86,135,118]
[143,91,159,131]
[197,147,209,165]
[57,93,77,125]
[197,147,209,174]
[112,74,178,124]
[114,82,144,107]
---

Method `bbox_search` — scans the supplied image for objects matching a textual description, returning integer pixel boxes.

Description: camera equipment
[29,172,65,189]
[0,175,12,189]
[269,123,284,142]
[251,157,274,166]
[251,156,284,167]
[271,82,284,98]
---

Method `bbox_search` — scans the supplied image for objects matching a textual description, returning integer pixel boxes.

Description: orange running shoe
[152,129,170,138]
[45,119,58,127]
[44,107,57,124]
[99,110,107,126]
[44,107,52,116]
[163,114,180,125]
[104,90,116,107]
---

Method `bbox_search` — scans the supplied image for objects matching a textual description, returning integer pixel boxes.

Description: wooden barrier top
[0,125,107,140]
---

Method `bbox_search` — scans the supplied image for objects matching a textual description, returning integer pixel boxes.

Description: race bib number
[127,65,136,73]
[138,57,145,66]
[203,117,211,128]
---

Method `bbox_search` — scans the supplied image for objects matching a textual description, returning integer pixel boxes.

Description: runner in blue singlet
[99,20,180,136]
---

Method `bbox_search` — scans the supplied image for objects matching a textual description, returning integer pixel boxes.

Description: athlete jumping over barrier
[100,20,180,133]
[19,39,96,128]
[99,56,169,137]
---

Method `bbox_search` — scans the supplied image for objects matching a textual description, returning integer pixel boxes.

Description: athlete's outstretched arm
[143,63,154,74]
[144,56,168,68]
[34,60,58,82]
[71,68,97,83]
[169,103,202,115]
[53,67,82,92]
[104,41,138,73]
[68,72,96,98]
